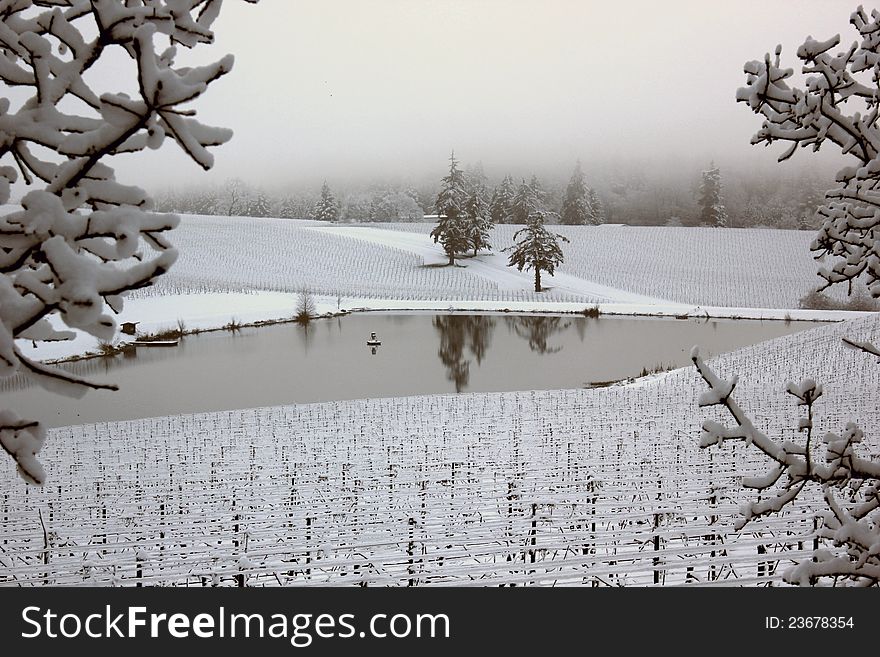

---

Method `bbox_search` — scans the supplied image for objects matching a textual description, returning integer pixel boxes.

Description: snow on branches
[504,186,569,293]
[698,163,727,228]
[0,0,255,484]
[736,6,880,296]
[693,6,880,584]
[692,348,880,585]
[431,151,470,265]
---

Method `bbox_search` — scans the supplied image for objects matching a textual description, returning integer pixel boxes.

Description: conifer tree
[505,207,569,292]
[313,181,340,222]
[560,161,591,225]
[698,163,727,227]
[431,152,470,265]
[489,175,516,224]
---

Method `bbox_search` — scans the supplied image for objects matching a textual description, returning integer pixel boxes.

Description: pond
[0,312,820,428]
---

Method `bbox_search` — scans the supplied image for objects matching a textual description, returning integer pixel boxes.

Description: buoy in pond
[366,331,381,346]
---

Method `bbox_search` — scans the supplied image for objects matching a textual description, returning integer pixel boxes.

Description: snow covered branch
[0,0,256,484]
[737,6,880,297]
[692,348,880,586]
[718,5,880,585]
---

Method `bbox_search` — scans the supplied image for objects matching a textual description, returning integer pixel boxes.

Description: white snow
[307,224,668,304]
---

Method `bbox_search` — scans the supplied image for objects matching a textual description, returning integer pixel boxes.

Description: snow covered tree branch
[0,0,256,484]
[692,348,880,585]
[693,5,880,585]
[737,6,880,297]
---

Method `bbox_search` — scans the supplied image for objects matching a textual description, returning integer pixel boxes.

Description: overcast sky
[114,0,855,190]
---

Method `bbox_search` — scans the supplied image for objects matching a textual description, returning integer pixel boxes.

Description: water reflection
[0,312,820,428]
[432,315,497,392]
[505,316,571,354]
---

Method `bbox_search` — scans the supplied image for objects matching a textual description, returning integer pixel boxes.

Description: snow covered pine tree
[489,174,516,224]
[431,151,470,265]
[312,180,339,222]
[693,6,880,585]
[504,183,569,292]
[463,186,492,256]
[698,163,727,227]
[560,161,591,226]
[0,0,256,485]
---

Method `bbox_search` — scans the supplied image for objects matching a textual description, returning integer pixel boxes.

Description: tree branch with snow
[0,0,257,484]
[693,5,880,585]
[692,348,880,586]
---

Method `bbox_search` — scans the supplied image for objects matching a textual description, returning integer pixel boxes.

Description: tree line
[153,161,828,229]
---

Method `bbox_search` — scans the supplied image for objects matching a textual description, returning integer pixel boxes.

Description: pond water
[0,312,820,427]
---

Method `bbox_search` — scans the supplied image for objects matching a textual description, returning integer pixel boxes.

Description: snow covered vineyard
[2,318,877,587]
[141,215,597,304]
[138,215,867,309]
[377,222,867,308]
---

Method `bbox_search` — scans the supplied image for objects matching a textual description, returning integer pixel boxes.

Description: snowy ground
[139,215,873,309]
[305,225,664,304]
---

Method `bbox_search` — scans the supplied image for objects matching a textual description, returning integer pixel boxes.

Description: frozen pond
[0,312,820,427]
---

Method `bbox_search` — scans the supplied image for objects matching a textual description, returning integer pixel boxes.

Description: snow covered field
[375,222,866,309]
[2,315,877,586]
[141,215,865,311]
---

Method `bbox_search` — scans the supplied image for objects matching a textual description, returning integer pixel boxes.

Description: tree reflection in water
[432,315,497,392]
[505,316,570,354]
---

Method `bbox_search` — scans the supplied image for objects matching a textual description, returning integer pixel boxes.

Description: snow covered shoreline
[20,290,872,364]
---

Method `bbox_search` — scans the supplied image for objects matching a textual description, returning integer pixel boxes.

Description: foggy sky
[110,0,856,190]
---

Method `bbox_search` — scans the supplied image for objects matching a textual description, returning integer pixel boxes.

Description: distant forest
[154,161,830,230]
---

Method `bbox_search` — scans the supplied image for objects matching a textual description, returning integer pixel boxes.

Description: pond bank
[17,290,874,365]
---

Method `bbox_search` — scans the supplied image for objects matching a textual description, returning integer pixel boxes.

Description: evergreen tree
[560,161,591,225]
[504,209,570,292]
[586,187,605,225]
[529,174,547,209]
[464,161,489,196]
[368,191,396,222]
[510,179,540,225]
[431,151,470,265]
[250,189,271,217]
[463,188,493,256]
[489,175,516,224]
[698,163,727,227]
[278,195,299,219]
[313,181,340,222]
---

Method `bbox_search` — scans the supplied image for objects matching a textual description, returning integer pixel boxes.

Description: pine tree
[464,162,489,196]
[489,175,516,224]
[313,181,340,222]
[278,195,298,219]
[504,209,570,292]
[529,174,547,207]
[586,187,605,225]
[560,161,591,225]
[698,163,727,227]
[431,151,470,265]
[510,179,540,225]
[250,189,272,218]
[463,188,493,256]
